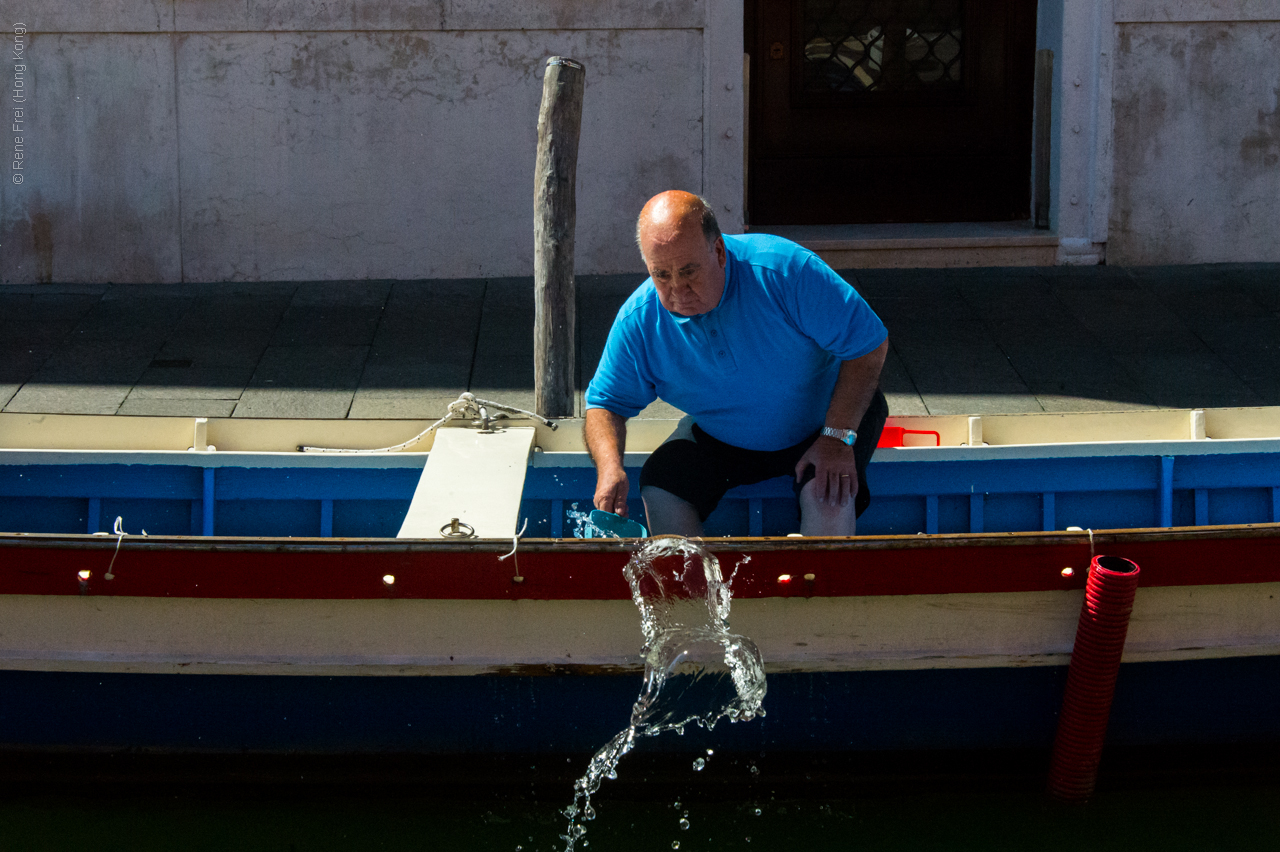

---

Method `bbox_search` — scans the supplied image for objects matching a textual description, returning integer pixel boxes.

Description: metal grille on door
[801,0,964,94]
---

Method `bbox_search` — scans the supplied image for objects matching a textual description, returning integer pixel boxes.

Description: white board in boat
[397,427,535,539]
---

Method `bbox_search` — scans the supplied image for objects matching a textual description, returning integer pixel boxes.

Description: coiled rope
[297,392,557,454]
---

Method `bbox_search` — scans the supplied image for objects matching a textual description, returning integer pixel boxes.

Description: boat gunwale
[4,521,1280,554]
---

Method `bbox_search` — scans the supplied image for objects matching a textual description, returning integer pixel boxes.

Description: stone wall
[8,1,1273,276]
[0,1,744,283]
[1110,1,1280,264]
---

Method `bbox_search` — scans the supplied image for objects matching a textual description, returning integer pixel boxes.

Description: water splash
[566,502,609,539]
[562,536,767,851]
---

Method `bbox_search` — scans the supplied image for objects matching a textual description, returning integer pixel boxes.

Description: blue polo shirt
[585,233,887,451]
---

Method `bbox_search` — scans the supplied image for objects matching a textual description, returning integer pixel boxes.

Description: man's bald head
[634,191,728,317]
[636,191,721,261]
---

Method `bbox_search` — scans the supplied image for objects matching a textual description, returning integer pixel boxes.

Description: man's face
[640,224,727,317]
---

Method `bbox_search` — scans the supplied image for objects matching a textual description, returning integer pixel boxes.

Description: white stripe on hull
[2,583,1278,676]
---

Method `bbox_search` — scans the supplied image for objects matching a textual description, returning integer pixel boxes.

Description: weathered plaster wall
[1,32,183,284]
[1,1,742,284]
[176,28,703,281]
[1110,11,1280,264]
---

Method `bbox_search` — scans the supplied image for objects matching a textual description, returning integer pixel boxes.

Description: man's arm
[584,407,631,517]
[794,339,889,506]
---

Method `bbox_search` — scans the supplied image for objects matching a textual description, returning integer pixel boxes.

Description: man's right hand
[594,464,630,517]
[584,407,630,517]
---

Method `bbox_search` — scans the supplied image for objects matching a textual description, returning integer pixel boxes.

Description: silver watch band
[821,426,857,446]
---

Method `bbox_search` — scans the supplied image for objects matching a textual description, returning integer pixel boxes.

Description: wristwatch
[821,426,857,447]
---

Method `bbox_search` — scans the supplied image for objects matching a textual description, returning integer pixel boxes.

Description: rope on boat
[498,518,529,584]
[103,516,146,580]
[297,392,558,454]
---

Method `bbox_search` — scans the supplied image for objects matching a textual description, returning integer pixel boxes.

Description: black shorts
[639,388,888,522]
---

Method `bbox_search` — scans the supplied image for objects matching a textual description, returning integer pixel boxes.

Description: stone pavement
[2,264,1278,421]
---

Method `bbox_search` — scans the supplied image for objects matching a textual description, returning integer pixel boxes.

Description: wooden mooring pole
[533,56,585,419]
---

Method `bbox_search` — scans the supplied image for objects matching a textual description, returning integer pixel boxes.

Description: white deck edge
[4,436,1280,468]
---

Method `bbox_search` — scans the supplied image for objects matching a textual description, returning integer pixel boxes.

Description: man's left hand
[795,435,858,506]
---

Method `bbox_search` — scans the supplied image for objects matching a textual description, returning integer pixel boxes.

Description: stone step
[750,221,1065,269]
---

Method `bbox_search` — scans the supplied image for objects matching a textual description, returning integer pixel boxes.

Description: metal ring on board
[440,518,476,539]
[547,57,583,70]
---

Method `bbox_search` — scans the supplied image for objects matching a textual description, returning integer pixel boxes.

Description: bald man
[584,191,889,537]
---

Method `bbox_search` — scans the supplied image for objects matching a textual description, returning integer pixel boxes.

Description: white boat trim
[4,405,1280,456]
[2,583,1276,677]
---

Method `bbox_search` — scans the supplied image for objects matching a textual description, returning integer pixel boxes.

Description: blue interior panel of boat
[517,499,555,537]
[0,496,87,533]
[332,499,413,538]
[1055,489,1160,531]
[1208,488,1270,526]
[3,449,1280,537]
[1172,490,1197,527]
[982,493,1042,533]
[217,499,322,537]
[98,498,192,536]
[704,497,749,537]
[937,494,971,534]
[861,495,924,535]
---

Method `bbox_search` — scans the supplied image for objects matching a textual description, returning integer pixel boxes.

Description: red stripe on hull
[2,525,1279,600]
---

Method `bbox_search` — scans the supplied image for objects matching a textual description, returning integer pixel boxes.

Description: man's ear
[714,237,727,268]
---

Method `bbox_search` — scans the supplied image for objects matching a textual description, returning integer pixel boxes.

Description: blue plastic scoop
[585,509,649,539]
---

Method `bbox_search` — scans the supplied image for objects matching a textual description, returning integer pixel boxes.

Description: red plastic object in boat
[877,426,942,448]
[1048,554,1142,803]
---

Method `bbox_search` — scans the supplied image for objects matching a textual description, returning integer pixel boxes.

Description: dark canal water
[3,753,1277,852]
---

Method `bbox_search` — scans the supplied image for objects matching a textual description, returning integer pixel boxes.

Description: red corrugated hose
[1048,554,1141,803]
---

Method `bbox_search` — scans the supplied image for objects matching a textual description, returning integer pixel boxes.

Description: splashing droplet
[749,764,760,776]
[566,503,614,539]
[753,808,763,816]
[561,537,767,851]
[678,818,690,830]
[671,843,680,850]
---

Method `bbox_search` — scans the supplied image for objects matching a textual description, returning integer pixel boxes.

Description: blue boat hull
[4,656,1278,756]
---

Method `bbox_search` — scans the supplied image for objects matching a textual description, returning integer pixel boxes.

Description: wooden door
[747,0,1037,225]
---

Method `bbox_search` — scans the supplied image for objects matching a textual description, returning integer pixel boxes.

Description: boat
[2,401,1279,757]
